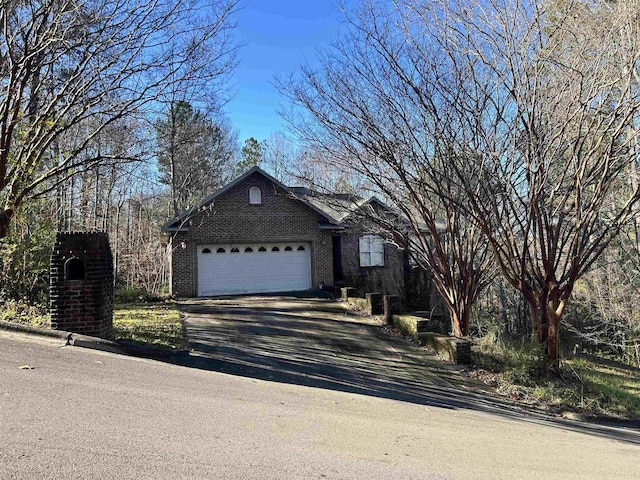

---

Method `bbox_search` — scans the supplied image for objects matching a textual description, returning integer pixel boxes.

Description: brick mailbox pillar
[50,232,114,337]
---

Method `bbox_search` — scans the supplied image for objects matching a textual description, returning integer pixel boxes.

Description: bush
[114,288,164,304]
[0,300,49,328]
[474,334,549,382]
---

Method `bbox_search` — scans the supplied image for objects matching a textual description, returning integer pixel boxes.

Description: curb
[558,411,640,430]
[0,320,70,340]
[0,320,189,360]
[113,339,190,359]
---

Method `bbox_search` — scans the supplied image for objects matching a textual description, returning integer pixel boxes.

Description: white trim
[249,186,262,204]
[359,235,385,267]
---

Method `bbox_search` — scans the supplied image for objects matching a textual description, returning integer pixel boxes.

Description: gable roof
[162,166,348,231]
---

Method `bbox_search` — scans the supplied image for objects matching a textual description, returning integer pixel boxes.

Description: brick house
[161,166,416,299]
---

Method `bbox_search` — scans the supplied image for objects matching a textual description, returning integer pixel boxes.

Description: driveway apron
[178,294,519,416]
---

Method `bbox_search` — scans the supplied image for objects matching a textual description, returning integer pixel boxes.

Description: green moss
[348,297,369,313]
[392,314,419,339]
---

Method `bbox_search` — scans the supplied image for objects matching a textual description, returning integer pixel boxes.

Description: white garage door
[197,242,312,296]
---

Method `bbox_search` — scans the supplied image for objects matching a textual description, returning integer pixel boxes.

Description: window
[249,186,262,204]
[359,235,384,267]
[284,246,293,251]
[244,247,253,253]
[216,248,226,253]
[258,246,267,252]
[297,245,305,251]
[271,246,280,252]
[230,247,240,253]
[202,248,212,254]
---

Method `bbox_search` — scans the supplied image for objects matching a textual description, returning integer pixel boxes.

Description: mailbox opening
[65,257,85,281]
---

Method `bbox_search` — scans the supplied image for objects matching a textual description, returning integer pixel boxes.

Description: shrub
[114,288,163,304]
[0,299,49,328]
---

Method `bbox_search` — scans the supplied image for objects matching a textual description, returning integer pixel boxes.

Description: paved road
[0,299,638,479]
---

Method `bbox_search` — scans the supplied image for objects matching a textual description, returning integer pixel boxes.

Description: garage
[197,242,312,296]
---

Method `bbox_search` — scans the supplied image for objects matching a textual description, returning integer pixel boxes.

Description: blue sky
[226,1,345,144]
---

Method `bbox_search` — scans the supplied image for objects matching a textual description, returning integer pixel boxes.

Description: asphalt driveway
[176,294,640,443]
[177,294,542,420]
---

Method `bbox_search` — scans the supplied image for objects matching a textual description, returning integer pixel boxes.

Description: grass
[112,302,184,349]
[566,356,640,418]
[0,293,184,350]
[472,335,640,419]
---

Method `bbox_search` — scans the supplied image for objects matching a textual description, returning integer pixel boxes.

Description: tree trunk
[450,309,463,337]
[528,291,568,362]
[447,300,471,337]
[545,297,566,363]
[530,303,546,344]
[547,316,561,363]
[0,209,14,239]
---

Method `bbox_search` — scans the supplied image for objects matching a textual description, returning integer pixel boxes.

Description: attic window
[359,235,384,267]
[297,246,305,251]
[244,247,253,253]
[202,248,211,254]
[258,246,267,252]
[271,246,280,252]
[216,248,226,253]
[249,186,262,205]
[284,246,293,251]
[231,247,240,253]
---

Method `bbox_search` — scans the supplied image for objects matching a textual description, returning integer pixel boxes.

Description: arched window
[258,246,267,252]
[244,247,253,253]
[249,186,262,205]
[297,245,305,251]
[202,248,211,254]
[216,248,226,253]
[271,246,280,252]
[284,246,293,251]
[64,257,85,281]
[231,247,240,253]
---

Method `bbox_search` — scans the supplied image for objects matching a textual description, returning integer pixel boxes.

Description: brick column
[383,295,401,324]
[366,293,383,315]
[50,232,114,337]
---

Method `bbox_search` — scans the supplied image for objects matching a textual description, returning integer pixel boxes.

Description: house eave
[163,226,189,232]
[318,223,345,231]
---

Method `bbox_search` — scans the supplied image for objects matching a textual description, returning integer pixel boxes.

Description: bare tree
[279,0,494,337]
[0,0,239,238]
[262,131,298,184]
[401,0,640,361]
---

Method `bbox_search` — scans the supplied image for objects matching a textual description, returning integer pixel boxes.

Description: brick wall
[50,232,113,336]
[340,231,406,298]
[170,172,334,297]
